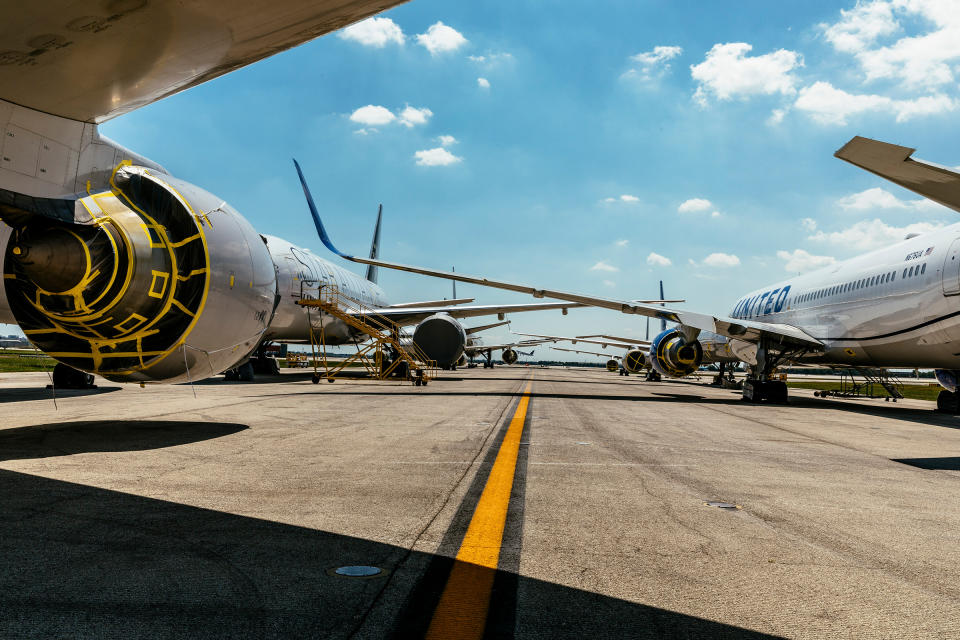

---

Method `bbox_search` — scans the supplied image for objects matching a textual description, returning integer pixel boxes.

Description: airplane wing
[465,340,548,354]
[1,0,408,123]
[553,346,622,360]
[834,136,960,213]
[512,332,647,349]
[348,301,584,327]
[577,333,647,344]
[327,255,821,348]
[295,157,822,350]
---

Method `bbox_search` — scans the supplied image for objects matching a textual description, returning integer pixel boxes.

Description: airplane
[301,135,960,410]
[0,1,587,388]
[551,346,623,372]
[512,331,651,375]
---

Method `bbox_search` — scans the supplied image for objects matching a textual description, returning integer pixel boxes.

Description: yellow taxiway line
[426,377,533,639]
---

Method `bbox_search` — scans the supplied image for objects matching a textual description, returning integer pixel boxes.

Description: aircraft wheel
[936,389,959,413]
[312,374,320,384]
[52,363,95,389]
[237,361,255,382]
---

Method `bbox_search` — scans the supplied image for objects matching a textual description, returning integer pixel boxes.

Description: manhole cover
[329,565,384,578]
[705,501,740,509]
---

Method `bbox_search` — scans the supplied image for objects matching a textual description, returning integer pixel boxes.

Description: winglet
[366,204,383,283]
[292,158,352,258]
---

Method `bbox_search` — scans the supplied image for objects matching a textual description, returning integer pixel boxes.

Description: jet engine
[622,348,646,373]
[1,165,277,383]
[649,328,703,378]
[502,348,518,365]
[606,359,618,372]
[412,313,466,367]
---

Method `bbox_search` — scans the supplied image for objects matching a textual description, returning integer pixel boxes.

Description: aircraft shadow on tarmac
[0,386,121,404]
[0,420,248,462]
[892,457,960,471]
[0,469,777,639]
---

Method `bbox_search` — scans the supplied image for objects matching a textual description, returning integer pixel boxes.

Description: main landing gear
[51,363,95,389]
[937,389,960,413]
[741,340,804,404]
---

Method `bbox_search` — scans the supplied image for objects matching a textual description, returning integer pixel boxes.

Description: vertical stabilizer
[659,280,666,332]
[365,204,383,284]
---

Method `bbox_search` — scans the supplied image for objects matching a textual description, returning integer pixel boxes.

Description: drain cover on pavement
[704,501,741,509]
[329,566,384,578]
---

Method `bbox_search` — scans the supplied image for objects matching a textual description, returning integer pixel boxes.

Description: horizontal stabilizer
[466,320,510,335]
[835,136,960,213]
[387,298,474,309]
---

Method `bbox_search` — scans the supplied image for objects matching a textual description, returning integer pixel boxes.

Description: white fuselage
[728,224,960,369]
[264,235,388,344]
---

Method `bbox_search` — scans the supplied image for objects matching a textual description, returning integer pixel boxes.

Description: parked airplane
[303,136,960,409]
[0,1,582,387]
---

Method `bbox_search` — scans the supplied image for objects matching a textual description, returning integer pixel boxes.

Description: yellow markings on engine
[11,246,21,256]
[113,313,148,334]
[148,271,170,299]
[171,298,196,318]
[177,268,208,281]
[229,274,235,288]
[85,180,92,195]
[141,223,167,248]
[845,348,857,356]
[169,233,202,248]
[4,273,16,279]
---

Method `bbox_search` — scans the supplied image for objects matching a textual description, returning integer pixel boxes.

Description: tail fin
[365,204,383,284]
[659,280,666,332]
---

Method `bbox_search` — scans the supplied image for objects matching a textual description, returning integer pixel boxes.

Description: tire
[937,390,959,413]
[52,363,94,389]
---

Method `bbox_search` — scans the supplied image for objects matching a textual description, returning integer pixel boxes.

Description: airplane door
[283,256,299,297]
[943,239,960,296]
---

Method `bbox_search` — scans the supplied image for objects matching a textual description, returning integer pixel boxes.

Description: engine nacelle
[606,359,619,372]
[935,369,960,392]
[501,348,518,365]
[412,313,466,367]
[623,348,646,373]
[2,165,277,383]
[649,328,703,378]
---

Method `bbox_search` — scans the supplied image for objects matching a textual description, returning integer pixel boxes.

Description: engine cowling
[649,328,703,378]
[501,348,518,365]
[623,348,646,373]
[606,359,619,372]
[2,165,277,383]
[412,313,466,367]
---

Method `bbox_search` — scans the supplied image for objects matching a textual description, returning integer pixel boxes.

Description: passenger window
[921,263,927,274]
[903,268,908,278]
[909,266,915,277]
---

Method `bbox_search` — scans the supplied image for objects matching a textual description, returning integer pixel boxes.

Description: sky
[13,0,960,361]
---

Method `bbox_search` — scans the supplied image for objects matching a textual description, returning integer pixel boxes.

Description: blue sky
[14,0,960,360]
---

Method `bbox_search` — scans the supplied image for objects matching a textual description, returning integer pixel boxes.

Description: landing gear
[742,379,788,403]
[224,361,255,382]
[645,369,661,382]
[937,389,960,413]
[51,363,95,389]
[741,340,804,404]
[619,367,628,376]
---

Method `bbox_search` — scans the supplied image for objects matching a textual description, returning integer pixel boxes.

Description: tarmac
[1,365,959,638]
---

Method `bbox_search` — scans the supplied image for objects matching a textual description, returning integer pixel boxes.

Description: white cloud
[777,249,836,273]
[678,198,712,212]
[620,194,639,202]
[590,261,619,272]
[836,187,946,212]
[821,1,960,88]
[414,148,462,167]
[398,106,433,127]
[353,128,376,136]
[767,108,787,125]
[691,43,802,105]
[801,217,817,232]
[338,17,405,48]
[416,21,467,55]
[602,280,616,288]
[437,135,457,147]
[468,55,486,63]
[624,45,683,80]
[477,77,490,89]
[808,218,945,251]
[702,252,741,267]
[710,211,721,219]
[794,81,955,125]
[615,239,629,247]
[646,252,672,267]
[602,197,616,203]
[349,105,396,126]
[821,1,898,53]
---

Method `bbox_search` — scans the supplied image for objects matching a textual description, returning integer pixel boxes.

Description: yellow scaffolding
[296,284,437,385]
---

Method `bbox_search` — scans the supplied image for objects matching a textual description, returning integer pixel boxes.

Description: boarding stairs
[296,283,437,385]
[818,368,904,401]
